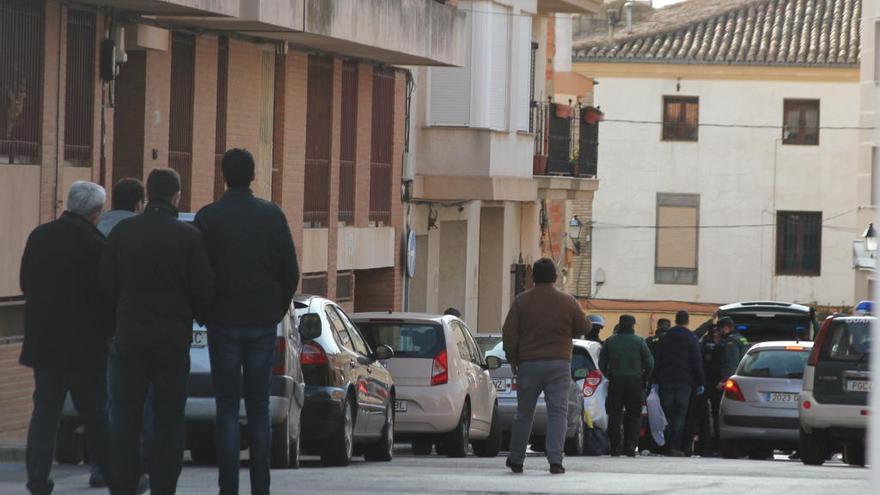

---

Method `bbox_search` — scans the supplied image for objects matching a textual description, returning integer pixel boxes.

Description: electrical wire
[590,207,862,230]
[601,118,876,131]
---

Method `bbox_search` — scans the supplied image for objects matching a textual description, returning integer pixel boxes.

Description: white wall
[591,76,861,306]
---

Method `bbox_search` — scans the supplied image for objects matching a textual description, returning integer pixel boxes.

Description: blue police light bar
[854,300,873,316]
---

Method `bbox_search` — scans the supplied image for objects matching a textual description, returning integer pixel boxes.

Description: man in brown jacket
[502,258,590,474]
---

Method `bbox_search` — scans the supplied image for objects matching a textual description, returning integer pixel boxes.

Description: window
[213,37,229,201]
[655,193,699,285]
[782,99,819,145]
[738,349,810,379]
[301,272,328,297]
[0,0,44,164]
[450,322,476,364]
[459,323,484,366]
[359,323,445,359]
[571,348,597,376]
[304,56,333,227]
[336,270,353,302]
[822,320,871,362]
[776,211,822,276]
[369,67,394,225]
[339,62,358,224]
[326,306,352,350]
[335,307,371,356]
[662,96,698,142]
[64,10,96,166]
[168,33,196,211]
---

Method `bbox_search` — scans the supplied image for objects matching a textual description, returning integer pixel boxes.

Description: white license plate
[191,331,207,348]
[846,380,871,392]
[493,379,508,392]
[768,392,799,402]
[394,400,407,413]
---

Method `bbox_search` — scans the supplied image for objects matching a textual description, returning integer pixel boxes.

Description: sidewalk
[0,443,25,463]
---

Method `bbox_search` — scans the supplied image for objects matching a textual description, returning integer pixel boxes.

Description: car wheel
[719,438,740,459]
[434,440,448,455]
[364,402,394,462]
[190,440,217,466]
[321,398,354,467]
[412,438,433,455]
[446,402,471,458]
[843,442,865,467]
[472,404,502,458]
[271,415,291,469]
[55,420,85,465]
[564,419,585,457]
[799,428,827,466]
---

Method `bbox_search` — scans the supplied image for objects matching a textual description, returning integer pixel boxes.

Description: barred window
[336,271,354,302]
[304,56,333,228]
[776,211,822,276]
[662,96,698,142]
[782,99,819,146]
[301,272,328,298]
[63,10,96,166]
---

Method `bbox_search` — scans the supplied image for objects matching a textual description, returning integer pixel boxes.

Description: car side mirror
[372,344,394,361]
[299,313,322,341]
[485,356,503,370]
[573,368,588,380]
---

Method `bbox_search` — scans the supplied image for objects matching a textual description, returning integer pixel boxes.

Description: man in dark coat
[19,181,112,494]
[652,310,705,457]
[102,169,214,495]
[195,149,299,495]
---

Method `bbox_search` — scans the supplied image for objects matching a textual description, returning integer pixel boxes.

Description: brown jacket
[502,284,590,365]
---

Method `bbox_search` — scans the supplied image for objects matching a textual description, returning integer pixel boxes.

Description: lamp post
[568,215,583,255]
[863,223,877,254]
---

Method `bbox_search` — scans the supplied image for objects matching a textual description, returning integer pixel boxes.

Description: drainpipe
[401,69,415,311]
[53,4,64,219]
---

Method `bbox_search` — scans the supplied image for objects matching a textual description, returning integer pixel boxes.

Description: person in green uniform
[717,317,750,391]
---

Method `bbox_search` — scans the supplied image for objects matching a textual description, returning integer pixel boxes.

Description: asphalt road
[0,449,870,494]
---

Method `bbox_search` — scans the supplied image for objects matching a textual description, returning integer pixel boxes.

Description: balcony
[533,101,600,200]
[77,0,238,16]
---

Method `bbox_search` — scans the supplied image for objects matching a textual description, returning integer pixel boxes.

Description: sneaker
[88,473,107,488]
[549,463,566,475]
[505,458,523,474]
[665,449,686,458]
[137,474,150,495]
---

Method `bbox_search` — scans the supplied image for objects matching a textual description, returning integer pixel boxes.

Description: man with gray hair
[19,180,113,494]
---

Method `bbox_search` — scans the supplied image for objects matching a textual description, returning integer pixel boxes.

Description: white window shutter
[488,3,510,130]
[513,15,532,132]
[428,10,473,127]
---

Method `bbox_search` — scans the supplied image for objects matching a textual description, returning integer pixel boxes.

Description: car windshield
[724,314,814,343]
[357,323,445,359]
[738,348,811,379]
[822,320,872,362]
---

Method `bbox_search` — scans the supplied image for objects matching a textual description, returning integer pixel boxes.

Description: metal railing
[532,100,598,178]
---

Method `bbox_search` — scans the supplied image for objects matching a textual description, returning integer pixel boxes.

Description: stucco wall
[591,76,861,307]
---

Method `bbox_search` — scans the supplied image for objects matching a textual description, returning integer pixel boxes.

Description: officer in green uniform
[717,317,750,390]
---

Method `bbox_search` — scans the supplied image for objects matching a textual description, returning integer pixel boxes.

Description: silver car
[719,340,813,459]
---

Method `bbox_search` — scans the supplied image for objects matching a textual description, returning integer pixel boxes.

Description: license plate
[846,380,871,392]
[493,379,508,392]
[191,331,207,348]
[768,392,798,402]
[394,400,407,413]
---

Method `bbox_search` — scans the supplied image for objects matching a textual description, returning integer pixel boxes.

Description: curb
[0,443,26,463]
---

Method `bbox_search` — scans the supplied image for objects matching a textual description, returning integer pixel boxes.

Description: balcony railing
[532,100,600,178]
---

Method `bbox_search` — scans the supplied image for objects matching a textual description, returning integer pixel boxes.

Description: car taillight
[582,370,602,398]
[808,319,832,366]
[272,337,286,375]
[723,379,745,402]
[301,342,328,366]
[431,348,448,386]
[802,400,812,410]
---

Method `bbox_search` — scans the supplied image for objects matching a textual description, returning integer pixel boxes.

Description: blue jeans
[660,383,693,451]
[208,325,276,495]
[26,368,110,495]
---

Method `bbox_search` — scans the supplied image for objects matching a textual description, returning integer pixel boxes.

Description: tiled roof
[573,0,861,66]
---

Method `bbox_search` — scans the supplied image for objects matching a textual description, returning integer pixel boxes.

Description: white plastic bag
[646,388,668,447]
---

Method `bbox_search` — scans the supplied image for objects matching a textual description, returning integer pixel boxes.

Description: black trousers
[605,376,643,452]
[685,388,722,454]
[110,343,190,495]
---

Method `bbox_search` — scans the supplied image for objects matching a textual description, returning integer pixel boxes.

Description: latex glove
[650,384,659,395]
[696,385,705,396]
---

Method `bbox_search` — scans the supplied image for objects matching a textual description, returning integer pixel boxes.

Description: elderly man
[502,258,590,474]
[19,181,113,494]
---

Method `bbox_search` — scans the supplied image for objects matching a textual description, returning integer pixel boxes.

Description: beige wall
[0,167,41,298]
[438,220,468,317]
[478,207,505,331]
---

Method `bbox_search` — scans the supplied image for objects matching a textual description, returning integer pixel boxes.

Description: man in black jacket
[19,181,112,495]
[102,169,214,495]
[195,149,299,495]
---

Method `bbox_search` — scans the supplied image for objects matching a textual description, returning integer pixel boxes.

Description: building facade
[855,0,878,301]
[573,0,863,312]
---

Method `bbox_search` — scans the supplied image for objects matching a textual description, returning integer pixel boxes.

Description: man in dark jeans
[195,149,299,495]
[652,310,705,457]
[102,169,214,494]
[19,181,113,494]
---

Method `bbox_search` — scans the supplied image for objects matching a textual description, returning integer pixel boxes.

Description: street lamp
[568,216,583,254]
[863,223,877,253]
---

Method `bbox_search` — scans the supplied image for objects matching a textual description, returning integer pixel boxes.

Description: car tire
[719,438,740,459]
[271,415,291,469]
[412,438,433,455]
[564,419,585,457]
[446,402,471,458]
[321,398,354,467]
[843,442,866,467]
[530,436,546,453]
[55,420,84,465]
[190,441,217,466]
[434,440,448,455]
[799,428,827,466]
[364,402,394,462]
[472,404,502,458]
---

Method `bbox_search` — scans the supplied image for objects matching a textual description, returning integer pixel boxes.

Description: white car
[572,339,609,433]
[351,313,502,458]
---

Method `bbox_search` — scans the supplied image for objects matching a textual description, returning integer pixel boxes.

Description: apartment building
[855,0,878,301]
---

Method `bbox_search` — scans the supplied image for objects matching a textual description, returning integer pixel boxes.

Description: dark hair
[657,318,671,329]
[675,310,690,326]
[221,148,255,188]
[532,258,557,284]
[111,178,145,211]
[443,307,462,318]
[146,168,181,203]
[618,314,636,328]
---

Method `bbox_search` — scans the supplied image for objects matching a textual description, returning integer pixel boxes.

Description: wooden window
[63,10,96,167]
[776,211,822,276]
[213,37,229,201]
[301,272,328,298]
[339,62,358,224]
[782,99,819,145]
[0,0,44,164]
[662,96,698,142]
[655,193,699,285]
[304,56,333,228]
[369,67,394,226]
[168,33,195,211]
[336,270,354,302]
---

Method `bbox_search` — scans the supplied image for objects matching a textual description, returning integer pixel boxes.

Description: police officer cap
[618,314,636,327]
[717,316,735,329]
[589,315,605,327]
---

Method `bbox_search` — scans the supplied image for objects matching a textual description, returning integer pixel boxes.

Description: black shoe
[610,448,621,457]
[505,458,523,474]
[549,463,566,475]
[624,449,636,458]
[88,473,107,488]
[665,449,686,458]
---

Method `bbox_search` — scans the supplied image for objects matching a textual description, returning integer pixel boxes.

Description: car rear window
[572,348,597,373]
[357,323,445,359]
[822,320,872,362]
[725,314,813,343]
[738,349,810,379]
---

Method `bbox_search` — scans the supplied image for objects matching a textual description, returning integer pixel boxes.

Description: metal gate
[168,33,195,211]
